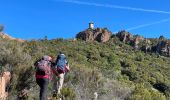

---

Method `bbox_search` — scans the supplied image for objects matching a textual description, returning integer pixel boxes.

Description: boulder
[141,39,151,53]
[116,30,133,43]
[76,28,112,42]
[0,71,11,100]
[132,36,145,49]
[116,31,148,50]
[156,40,170,56]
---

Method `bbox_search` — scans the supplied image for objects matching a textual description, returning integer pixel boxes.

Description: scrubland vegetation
[0,36,170,100]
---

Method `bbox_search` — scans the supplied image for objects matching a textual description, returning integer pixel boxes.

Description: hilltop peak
[76,27,112,42]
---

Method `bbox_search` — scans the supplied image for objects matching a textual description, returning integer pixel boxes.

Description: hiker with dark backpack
[34,55,55,100]
[52,52,70,96]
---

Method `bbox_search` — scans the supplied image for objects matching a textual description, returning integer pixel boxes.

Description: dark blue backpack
[55,54,67,73]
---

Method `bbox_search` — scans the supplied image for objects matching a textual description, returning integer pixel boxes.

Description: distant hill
[0,32,25,42]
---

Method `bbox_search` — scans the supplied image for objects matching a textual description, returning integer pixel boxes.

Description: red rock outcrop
[116,30,133,43]
[76,28,112,42]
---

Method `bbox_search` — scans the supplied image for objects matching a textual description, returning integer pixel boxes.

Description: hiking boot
[52,90,57,97]
[55,93,63,100]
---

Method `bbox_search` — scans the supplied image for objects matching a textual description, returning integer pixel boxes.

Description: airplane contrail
[126,18,170,31]
[55,0,170,14]
[54,0,170,31]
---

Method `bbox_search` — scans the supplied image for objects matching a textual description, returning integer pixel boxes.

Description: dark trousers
[36,78,49,100]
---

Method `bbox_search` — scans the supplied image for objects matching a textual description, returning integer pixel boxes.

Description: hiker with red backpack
[34,55,55,100]
[52,52,70,96]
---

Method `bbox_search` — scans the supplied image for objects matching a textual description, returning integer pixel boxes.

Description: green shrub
[0,37,170,99]
[61,87,76,99]
[129,84,166,100]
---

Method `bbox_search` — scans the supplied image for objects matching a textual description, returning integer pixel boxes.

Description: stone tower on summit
[89,22,94,29]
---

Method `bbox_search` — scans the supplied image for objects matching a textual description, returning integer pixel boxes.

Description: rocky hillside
[0,29,170,100]
[76,29,170,57]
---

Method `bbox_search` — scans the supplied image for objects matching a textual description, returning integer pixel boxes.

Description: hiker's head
[59,51,64,55]
[49,55,55,61]
[58,52,65,56]
[42,55,52,61]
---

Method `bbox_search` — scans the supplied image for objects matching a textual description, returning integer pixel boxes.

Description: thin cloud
[126,18,170,31]
[55,0,170,14]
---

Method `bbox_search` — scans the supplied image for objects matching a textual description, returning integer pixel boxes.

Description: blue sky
[0,0,170,39]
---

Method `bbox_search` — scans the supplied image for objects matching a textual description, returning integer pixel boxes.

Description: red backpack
[35,59,51,76]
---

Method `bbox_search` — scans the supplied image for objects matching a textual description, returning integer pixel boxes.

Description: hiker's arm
[49,61,57,76]
[51,67,58,76]
[66,63,70,72]
[50,61,56,68]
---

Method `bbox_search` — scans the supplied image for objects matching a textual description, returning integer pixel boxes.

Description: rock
[141,39,151,53]
[116,30,146,50]
[0,71,11,100]
[156,40,170,56]
[93,92,98,100]
[132,36,145,49]
[116,30,133,43]
[76,28,112,42]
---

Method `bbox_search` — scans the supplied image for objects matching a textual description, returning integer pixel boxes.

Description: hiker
[53,52,70,96]
[34,55,55,100]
